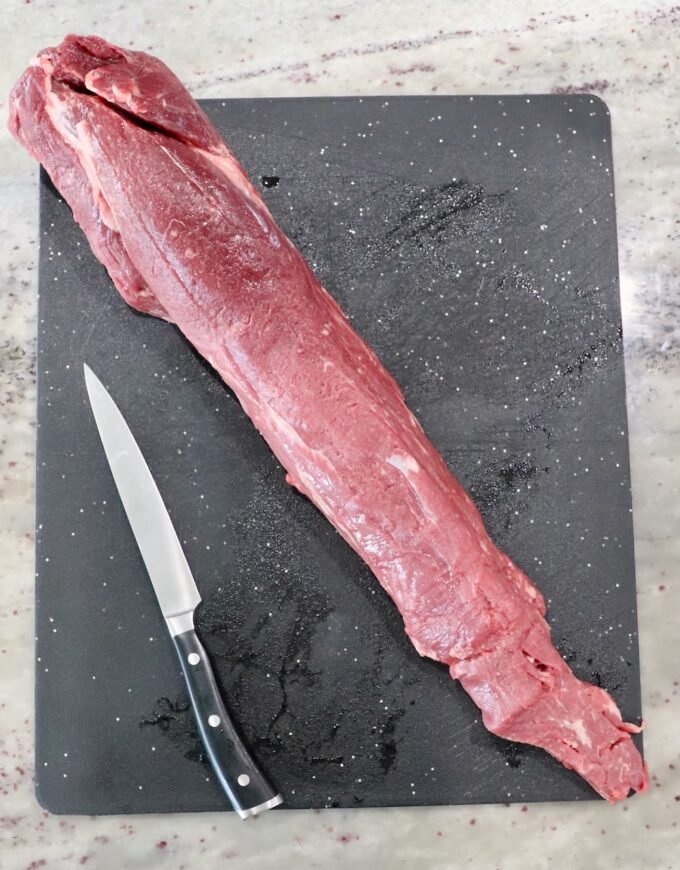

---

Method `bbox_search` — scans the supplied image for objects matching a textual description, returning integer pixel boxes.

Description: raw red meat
[9,35,648,803]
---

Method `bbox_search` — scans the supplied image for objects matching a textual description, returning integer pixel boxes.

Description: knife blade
[84,364,283,818]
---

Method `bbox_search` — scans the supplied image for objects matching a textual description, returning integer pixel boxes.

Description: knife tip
[83,363,103,401]
[83,362,99,389]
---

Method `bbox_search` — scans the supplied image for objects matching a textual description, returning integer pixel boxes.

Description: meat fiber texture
[10,35,648,803]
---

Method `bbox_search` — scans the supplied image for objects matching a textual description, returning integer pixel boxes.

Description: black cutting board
[35,95,643,814]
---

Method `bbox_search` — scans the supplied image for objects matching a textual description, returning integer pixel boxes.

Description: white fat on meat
[199,148,264,206]
[565,718,593,749]
[104,80,142,104]
[387,451,420,477]
[44,91,119,232]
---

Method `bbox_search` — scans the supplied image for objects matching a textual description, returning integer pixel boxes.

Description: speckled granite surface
[1,2,678,868]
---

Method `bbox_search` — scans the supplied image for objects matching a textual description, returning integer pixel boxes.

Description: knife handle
[172,628,283,818]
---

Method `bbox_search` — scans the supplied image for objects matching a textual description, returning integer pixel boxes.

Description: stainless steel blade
[84,364,200,630]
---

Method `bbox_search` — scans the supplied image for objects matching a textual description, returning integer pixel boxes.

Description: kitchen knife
[83,364,283,819]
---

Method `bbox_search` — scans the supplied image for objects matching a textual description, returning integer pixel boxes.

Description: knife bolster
[166,609,195,636]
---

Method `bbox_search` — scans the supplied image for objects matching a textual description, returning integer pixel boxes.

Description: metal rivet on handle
[237,774,250,787]
[208,715,220,727]
[187,653,200,666]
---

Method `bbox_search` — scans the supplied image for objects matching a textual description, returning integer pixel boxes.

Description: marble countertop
[1,1,678,867]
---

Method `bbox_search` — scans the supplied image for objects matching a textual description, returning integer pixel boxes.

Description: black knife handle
[172,628,282,818]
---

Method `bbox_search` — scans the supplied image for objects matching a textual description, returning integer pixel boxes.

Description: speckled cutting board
[35,95,643,814]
